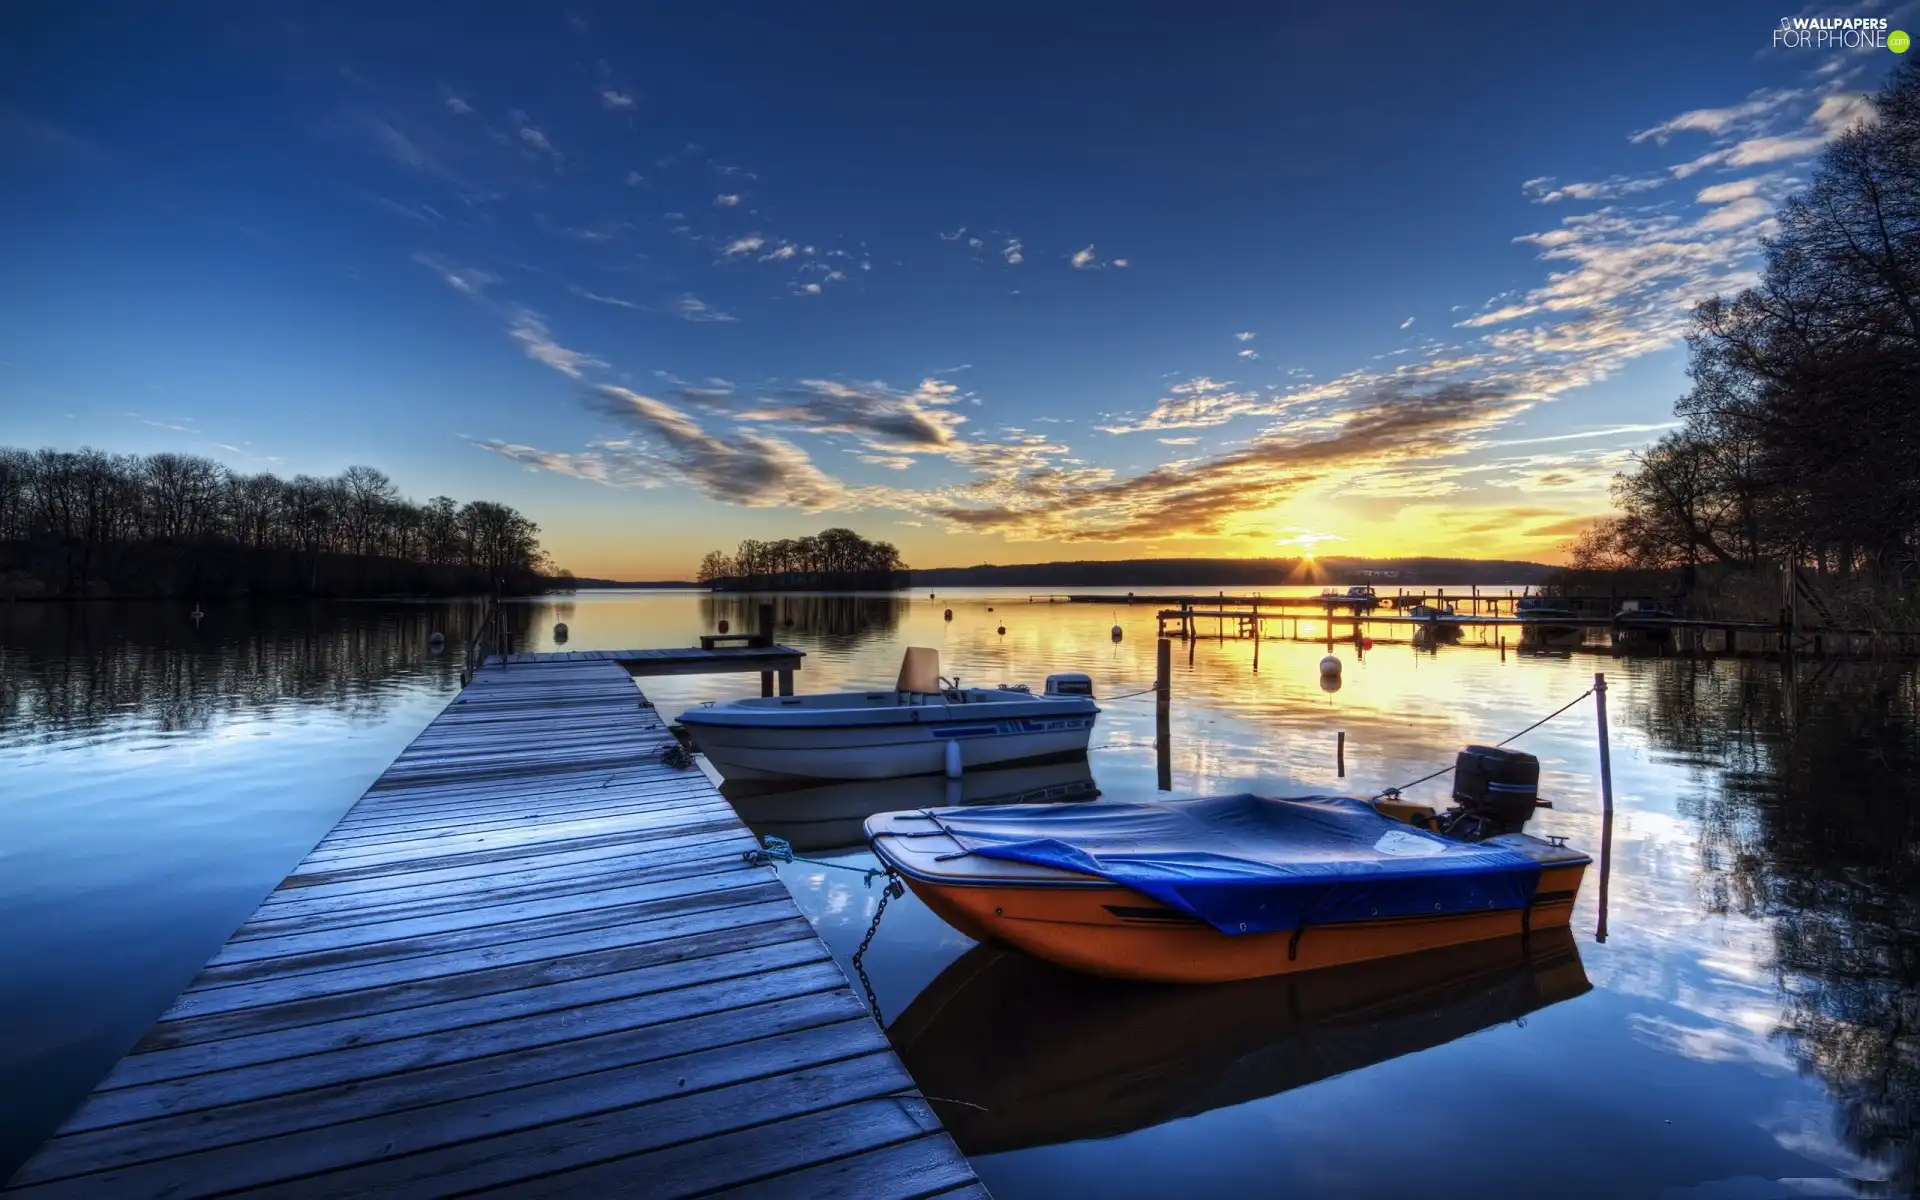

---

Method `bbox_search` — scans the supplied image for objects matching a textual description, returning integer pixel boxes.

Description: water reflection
[4,589,1917,1196]
[1649,659,1920,1191]
[725,756,1099,852]
[894,930,1589,1156]
[0,599,467,1180]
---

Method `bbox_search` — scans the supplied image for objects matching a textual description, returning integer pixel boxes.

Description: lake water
[2,589,1915,1196]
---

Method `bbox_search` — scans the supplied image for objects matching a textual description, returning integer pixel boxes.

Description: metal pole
[1594,672,1614,943]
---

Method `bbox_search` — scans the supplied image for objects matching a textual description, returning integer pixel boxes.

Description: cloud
[1235,332,1256,342]
[715,193,741,207]
[508,110,561,162]
[1112,259,1130,268]
[412,252,497,298]
[1523,174,1667,204]
[568,285,643,310]
[1157,436,1201,446]
[580,386,848,509]
[1237,348,1259,360]
[1003,239,1023,265]
[444,94,474,116]
[794,282,822,295]
[600,89,635,111]
[734,377,969,453]
[760,242,797,261]
[1630,88,1803,144]
[929,381,1529,542]
[673,293,737,323]
[1399,316,1415,329]
[624,170,646,187]
[721,234,765,257]
[1070,245,1100,269]
[506,308,605,378]
[939,227,966,241]
[1100,376,1269,434]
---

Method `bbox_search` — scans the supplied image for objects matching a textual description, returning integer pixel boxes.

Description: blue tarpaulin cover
[931,793,1543,936]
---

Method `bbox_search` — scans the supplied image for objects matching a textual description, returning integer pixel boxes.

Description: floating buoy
[718,619,730,634]
[944,739,963,779]
[943,609,953,621]
[1360,637,1374,650]
[428,630,445,647]
[553,622,568,643]
[1320,673,1342,694]
[987,606,994,612]
[929,592,936,600]
[1111,624,1124,642]
[1320,655,1342,675]
[997,625,1006,636]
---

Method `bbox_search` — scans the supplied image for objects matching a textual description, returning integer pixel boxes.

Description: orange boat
[866,748,1589,984]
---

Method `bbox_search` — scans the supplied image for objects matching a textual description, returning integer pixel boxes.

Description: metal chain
[851,871,905,1025]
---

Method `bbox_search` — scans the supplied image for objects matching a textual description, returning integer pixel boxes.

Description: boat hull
[887,859,1586,984]
[687,714,1097,782]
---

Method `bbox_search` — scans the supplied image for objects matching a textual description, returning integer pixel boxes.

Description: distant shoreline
[569,555,1557,591]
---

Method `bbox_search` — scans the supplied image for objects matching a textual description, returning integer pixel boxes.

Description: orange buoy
[718,619,730,634]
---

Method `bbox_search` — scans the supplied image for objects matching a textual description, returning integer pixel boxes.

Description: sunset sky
[3,3,1908,577]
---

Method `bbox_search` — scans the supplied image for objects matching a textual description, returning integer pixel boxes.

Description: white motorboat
[677,648,1101,783]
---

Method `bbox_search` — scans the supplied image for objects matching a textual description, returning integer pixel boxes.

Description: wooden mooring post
[1155,637,1172,791]
[1594,671,1614,944]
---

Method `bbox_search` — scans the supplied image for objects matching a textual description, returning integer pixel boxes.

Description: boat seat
[896,646,942,696]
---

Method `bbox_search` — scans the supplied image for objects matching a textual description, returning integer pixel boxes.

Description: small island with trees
[697,529,909,591]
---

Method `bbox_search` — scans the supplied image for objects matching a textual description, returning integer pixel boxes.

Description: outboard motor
[1044,672,1094,697]
[1435,745,1547,841]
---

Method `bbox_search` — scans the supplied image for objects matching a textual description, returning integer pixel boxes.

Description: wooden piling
[1155,637,1172,791]
[1336,731,1346,778]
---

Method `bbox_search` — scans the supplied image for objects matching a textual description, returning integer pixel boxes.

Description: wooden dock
[4,652,983,1198]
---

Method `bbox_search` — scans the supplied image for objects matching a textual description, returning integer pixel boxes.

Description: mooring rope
[744,835,904,1022]
[1377,686,1596,799]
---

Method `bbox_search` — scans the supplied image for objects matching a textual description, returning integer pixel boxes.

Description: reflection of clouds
[1628,1013,1795,1073]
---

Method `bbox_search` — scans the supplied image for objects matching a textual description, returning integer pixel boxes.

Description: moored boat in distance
[678,647,1100,783]
[867,745,1588,984]
[1320,584,1379,610]
[1408,601,1465,641]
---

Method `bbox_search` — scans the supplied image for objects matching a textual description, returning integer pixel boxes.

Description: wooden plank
[539,1100,957,1198]
[13,1022,891,1197]
[2,656,976,1198]
[134,916,818,1057]
[705,1128,981,1199]
[241,1051,911,1199]
[28,993,872,1179]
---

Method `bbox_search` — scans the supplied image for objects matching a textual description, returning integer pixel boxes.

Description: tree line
[0,446,552,598]
[1575,62,1919,586]
[696,528,907,591]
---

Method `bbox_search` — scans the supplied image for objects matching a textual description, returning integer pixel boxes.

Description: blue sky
[2,2,1909,575]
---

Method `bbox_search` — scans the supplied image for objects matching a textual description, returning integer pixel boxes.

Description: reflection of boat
[892,929,1590,1156]
[1408,602,1464,641]
[868,754,1589,983]
[1516,595,1583,644]
[724,757,1099,853]
[678,648,1099,782]
[1614,601,1677,646]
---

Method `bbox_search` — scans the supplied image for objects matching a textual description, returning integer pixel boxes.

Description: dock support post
[760,672,774,698]
[777,669,794,696]
[1594,672,1614,944]
[1156,637,1172,791]
[1336,731,1346,778]
[758,601,776,696]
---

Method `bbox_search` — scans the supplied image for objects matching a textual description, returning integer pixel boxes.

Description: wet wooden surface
[5,657,978,1198]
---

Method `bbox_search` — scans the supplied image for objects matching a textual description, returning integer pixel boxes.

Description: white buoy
[1111,624,1124,642]
[944,739,963,779]
[1320,655,1342,675]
